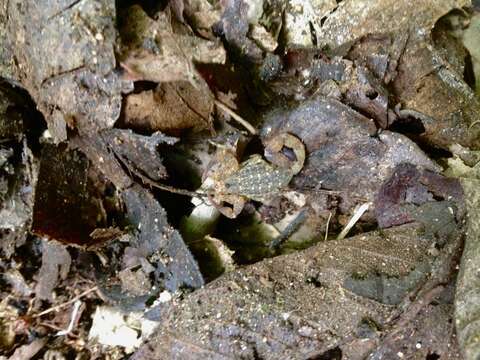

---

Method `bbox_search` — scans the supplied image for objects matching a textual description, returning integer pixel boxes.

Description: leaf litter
[0,0,478,359]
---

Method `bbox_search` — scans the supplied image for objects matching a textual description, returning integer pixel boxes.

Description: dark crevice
[220,200,234,210]
[154,186,193,228]
[421,142,453,160]
[115,0,168,19]
[387,114,455,160]
[464,53,476,91]
[388,116,426,135]
[0,80,47,155]
[307,346,342,360]
[281,145,297,162]
[242,135,265,160]
[252,346,263,360]
[305,276,323,288]
[214,209,270,266]
[388,131,454,160]
[432,194,445,201]
[426,353,440,360]
[132,80,158,94]
[309,21,318,47]
[366,90,379,100]
[347,103,384,129]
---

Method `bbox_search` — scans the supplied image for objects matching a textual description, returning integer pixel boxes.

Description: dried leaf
[313,0,480,149]
[319,0,468,49]
[120,6,225,84]
[122,185,204,295]
[32,145,114,247]
[3,0,124,141]
[133,223,462,359]
[463,13,480,97]
[0,86,37,257]
[374,163,464,229]
[182,0,225,33]
[35,240,71,301]
[71,132,204,309]
[7,338,47,360]
[449,150,480,360]
[262,96,439,218]
[123,80,214,133]
[101,129,174,181]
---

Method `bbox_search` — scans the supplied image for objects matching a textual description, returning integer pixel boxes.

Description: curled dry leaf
[119,6,219,133]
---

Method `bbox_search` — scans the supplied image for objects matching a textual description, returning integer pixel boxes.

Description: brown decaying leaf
[119,5,225,84]
[31,145,112,247]
[7,338,47,360]
[374,163,464,229]
[133,223,462,359]
[118,5,220,133]
[262,96,439,218]
[320,0,479,149]
[35,240,71,301]
[71,130,204,308]
[123,80,214,134]
[0,85,37,257]
[449,152,480,360]
[2,0,124,141]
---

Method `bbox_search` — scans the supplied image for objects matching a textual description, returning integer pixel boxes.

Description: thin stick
[269,208,307,250]
[469,120,480,129]
[337,202,371,240]
[56,300,83,336]
[113,150,209,200]
[33,286,98,318]
[214,100,257,135]
[144,177,207,199]
[324,212,332,241]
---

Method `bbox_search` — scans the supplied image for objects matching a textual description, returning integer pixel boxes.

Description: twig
[144,177,208,199]
[324,211,332,241]
[367,285,445,358]
[56,300,83,336]
[111,148,209,200]
[337,202,371,240]
[214,100,257,135]
[33,286,98,318]
[269,207,308,250]
[393,285,445,330]
[469,120,480,130]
